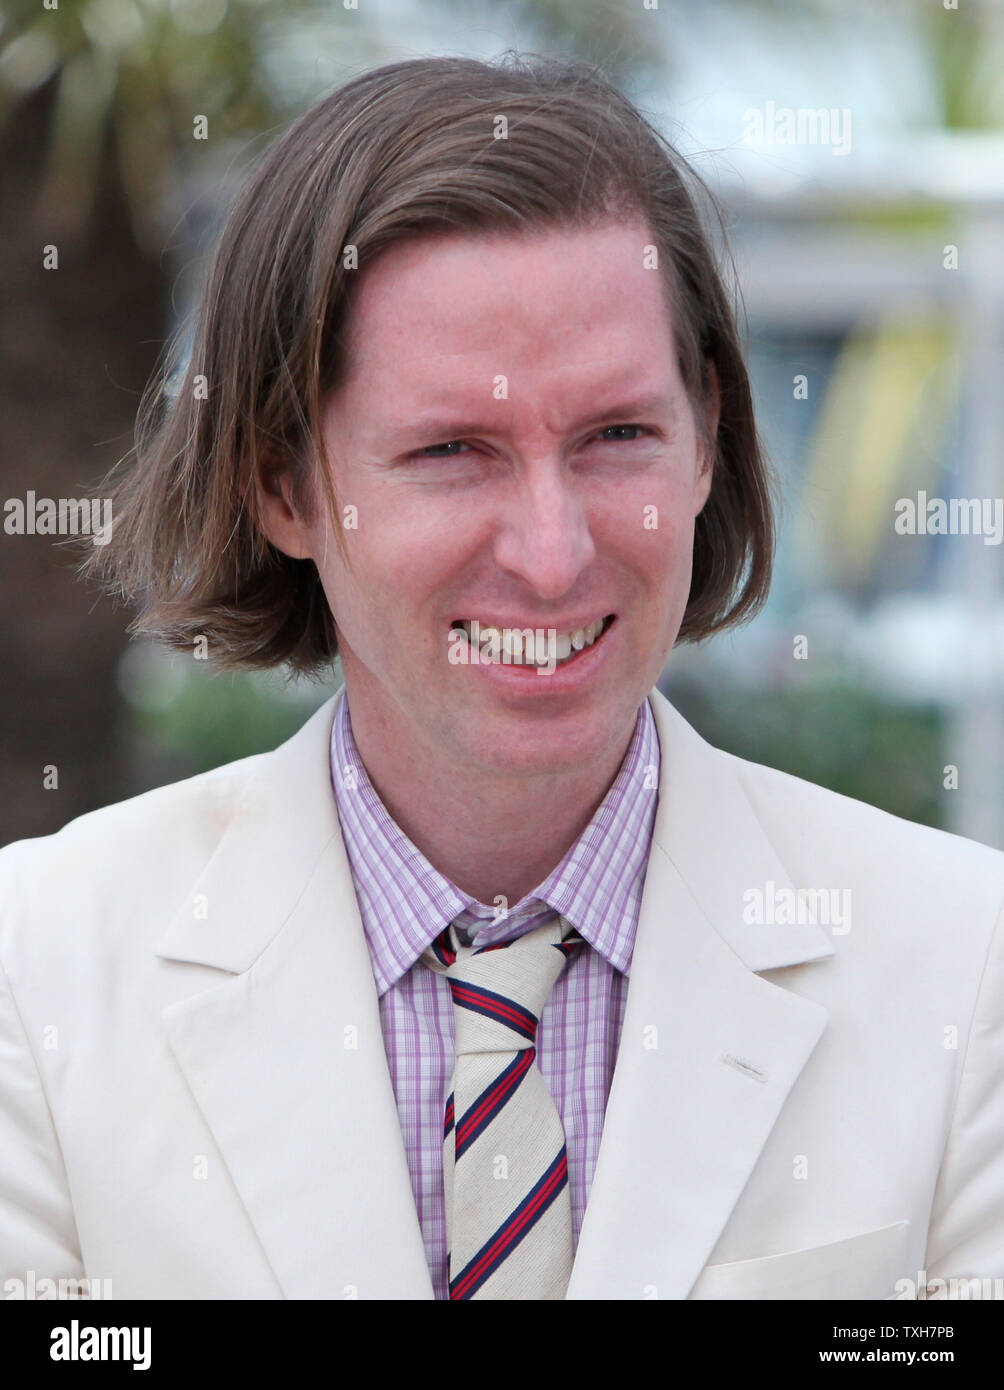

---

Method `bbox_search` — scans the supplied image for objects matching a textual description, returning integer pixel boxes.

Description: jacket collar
[156,690,347,973]
[157,684,833,977]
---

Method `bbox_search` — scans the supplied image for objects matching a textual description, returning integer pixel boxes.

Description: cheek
[318,506,459,640]
[597,469,699,567]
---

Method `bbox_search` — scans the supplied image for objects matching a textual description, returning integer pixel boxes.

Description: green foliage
[0,0,348,251]
[126,664,333,773]
[129,653,945,838]
[663,675,944,831]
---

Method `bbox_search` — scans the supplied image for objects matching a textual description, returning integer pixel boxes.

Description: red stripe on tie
[450,982,536,1035]
[450,1153,567,1300]
[432,931,456,967]
[455,1048,535,1150]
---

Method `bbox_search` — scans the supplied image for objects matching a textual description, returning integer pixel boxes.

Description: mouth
[450,614,616,668]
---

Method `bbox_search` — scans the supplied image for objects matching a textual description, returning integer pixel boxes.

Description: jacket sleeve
[923,895,1004,1295]
[0,886,86,1293]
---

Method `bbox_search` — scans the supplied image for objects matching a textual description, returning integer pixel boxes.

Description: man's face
[283,218,714,777]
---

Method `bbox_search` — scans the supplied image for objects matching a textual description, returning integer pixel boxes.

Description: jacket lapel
[567,687,833,1299]
[156,689,433,1299]
[155,681,834,1301]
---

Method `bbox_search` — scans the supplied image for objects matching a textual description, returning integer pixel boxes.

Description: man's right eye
[414,441,470,458]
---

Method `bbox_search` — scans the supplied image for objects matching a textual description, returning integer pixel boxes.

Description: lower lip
[456,618,616,695]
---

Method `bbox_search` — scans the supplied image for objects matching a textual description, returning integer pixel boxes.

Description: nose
[491,458,597,600]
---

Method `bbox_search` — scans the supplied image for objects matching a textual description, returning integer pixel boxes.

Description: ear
[254,451,315,561]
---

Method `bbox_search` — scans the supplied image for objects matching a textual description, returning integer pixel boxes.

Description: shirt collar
[330,689,660,994]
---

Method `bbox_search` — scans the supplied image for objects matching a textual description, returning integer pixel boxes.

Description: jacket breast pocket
[689,1220,912,1300]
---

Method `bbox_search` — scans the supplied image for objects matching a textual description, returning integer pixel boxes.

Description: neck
[342,687,637,907]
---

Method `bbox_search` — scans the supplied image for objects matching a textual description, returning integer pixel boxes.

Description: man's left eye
[597,425,648,442]
[416,440,469,458]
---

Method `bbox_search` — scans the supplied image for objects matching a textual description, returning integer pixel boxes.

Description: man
[1,54,1002,1302]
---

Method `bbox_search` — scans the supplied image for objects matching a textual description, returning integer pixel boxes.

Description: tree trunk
[0,74,165,846]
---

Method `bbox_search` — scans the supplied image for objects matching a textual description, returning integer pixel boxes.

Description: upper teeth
[458,618,607,665]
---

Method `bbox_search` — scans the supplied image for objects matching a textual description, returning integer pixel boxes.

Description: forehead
[338,219,678,395]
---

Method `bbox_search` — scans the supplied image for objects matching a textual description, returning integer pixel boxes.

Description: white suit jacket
[1,685,1003,1300]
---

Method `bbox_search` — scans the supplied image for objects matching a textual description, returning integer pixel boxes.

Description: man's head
[257,216,714,776]
[86,54,773,757]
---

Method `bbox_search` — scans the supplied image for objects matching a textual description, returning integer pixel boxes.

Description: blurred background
[1,0,1002,850]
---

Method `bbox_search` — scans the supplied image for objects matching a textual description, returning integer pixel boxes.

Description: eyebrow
[383,391,677,447]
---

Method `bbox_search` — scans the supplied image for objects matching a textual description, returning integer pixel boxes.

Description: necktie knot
[423,916,581,1055]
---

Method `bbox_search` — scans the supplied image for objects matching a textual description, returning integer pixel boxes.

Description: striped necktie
[422,915,582,1300]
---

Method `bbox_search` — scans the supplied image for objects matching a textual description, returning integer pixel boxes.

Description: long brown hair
[81,52,775,674]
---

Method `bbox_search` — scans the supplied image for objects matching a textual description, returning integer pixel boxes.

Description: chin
[466,705,622,768]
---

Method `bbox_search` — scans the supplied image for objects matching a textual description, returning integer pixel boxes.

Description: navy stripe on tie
[444,1092,455,1139]
[455,1048,535,1160]
[447,980,537,1041]
[449,1149,569,1300]
[431,929,456,967]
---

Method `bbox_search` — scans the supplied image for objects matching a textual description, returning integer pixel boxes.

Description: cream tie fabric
[422,915,582,1300]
